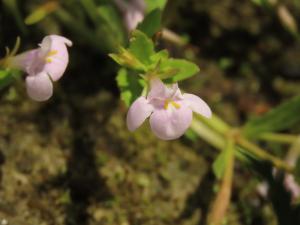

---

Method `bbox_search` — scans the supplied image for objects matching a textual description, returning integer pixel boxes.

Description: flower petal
[149,105,193,140]
[183,93,212,118]
[125,10,144,31]
[9,49,40,73]
[147,78,167,100]
[26,72,53,101]
[42,35,72,81]
[127,96,153,131]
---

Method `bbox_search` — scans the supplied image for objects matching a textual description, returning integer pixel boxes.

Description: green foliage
[213,150,228,179]
[243,96,300,138]
[145,0,168,13]
[110,30,200,105]
[161,59,200,82]
[25,8,48,25]
[24,2,58,25]
[110,30,199,81]
[128,30,155,66]
[184,128,198,142]
[137,9,162,37]
[0,70,20,90]
[251,0,271,7]
[96,4,125,44]
[116,68,144,106]
[109,31,154,71]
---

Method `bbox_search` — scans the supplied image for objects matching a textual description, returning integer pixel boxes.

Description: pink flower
[11,35,72,101]
[284,174,300,201]
[114,0,145,31]
[127,79,212,140]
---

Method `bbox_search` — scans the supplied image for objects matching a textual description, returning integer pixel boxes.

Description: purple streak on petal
[26,72,53,101]
[127,96,153,131]
[149,105,193,140]
[183,93,212,118]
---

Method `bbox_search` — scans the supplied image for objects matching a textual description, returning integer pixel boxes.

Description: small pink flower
[284,174,300,201]
[127,79,212,140]
[11,35,72,101]
[114,0,145,31]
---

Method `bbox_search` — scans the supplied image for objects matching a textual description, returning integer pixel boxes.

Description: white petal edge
[26,72,53,102]
[126,96,153,131]
[183,93,212,118]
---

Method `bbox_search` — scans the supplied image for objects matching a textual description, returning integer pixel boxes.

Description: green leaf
[251,0,270,7]
[0,70,12,90]
[213,150,228,179]
[150,50,169,65]
[109,31,156,71]
[184,128,198,142]
[97,5,125,44]
[213,139,235,179]
[145,0,167,13]
[160,59,200,82]
[109,47,146,71]
[137,9,162,37]
[24,2,58,25]
[243,95,300,138]
[129,30,155,66]
[116,68,144,106]
[25,8,47,25]
[0,70,18,90]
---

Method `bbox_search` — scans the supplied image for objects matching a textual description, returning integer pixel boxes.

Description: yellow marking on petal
[164,99,170,109]
[171,101,181,109]
[47,50,58,57]
[46,58,52,63]
[164,99,181,110]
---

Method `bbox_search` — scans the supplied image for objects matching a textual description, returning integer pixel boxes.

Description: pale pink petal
[26,72,53,101]
[125,10,144,31]
[127,96,154,131]
[284,174,300,201]
[42,35,73,48]
[149,105,193,140]
[9,49,42,74]
[183,93,212,118]
[114,0,145,31]
[147,78,167,100]
[42,35,72,81]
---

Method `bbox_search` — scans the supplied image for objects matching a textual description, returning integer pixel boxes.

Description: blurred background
[1,0,300,224]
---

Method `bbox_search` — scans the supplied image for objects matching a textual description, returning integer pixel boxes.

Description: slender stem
[257,132,299,144]
[207,137,235,225]
[161,29,187,47]
[236,137,294,172]
[191,117,294,173]
[195,113,231,135]
[190,119,226,150]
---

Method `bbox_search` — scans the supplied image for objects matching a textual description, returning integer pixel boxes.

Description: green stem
[257,132,299,144]
[195,113,231,135]
[207,137,235,225]
[190,119,226,150]
[236,137,293,172]
[191,117,294,173]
